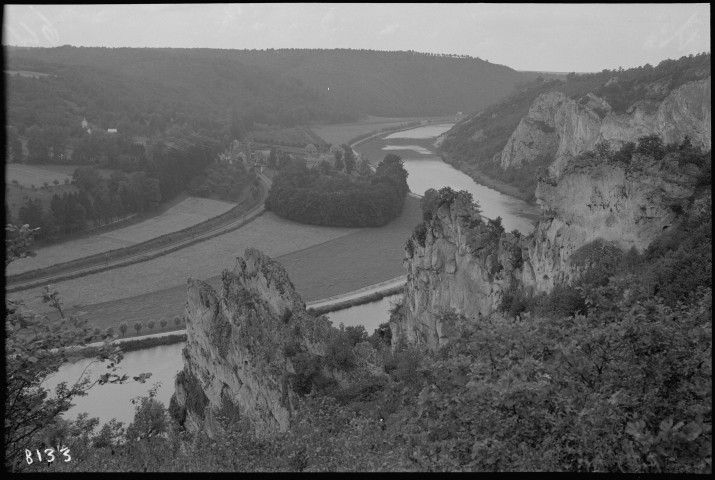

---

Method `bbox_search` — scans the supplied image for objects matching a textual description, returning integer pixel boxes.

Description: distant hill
[439,53,711,201]
[5,46,534,138]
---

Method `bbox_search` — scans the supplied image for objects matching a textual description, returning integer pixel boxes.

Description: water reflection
[326,293,402,333]
[355,123,540,234]
[43,343,184,426]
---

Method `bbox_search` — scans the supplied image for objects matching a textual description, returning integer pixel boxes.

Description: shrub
[325,332,356,370]
[413,222,428,247]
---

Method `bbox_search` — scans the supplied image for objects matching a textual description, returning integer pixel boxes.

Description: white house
[107,128,118,133]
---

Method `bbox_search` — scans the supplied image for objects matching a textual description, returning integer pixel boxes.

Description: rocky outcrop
[500,78,711,176]
[393,195,524,350]
[525,153,702,292]
[172,248,334,437]
[396,152,705,349]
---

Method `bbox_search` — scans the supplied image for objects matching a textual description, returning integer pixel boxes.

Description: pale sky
[3,3,711,72]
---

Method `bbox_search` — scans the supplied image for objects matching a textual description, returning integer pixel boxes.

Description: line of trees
[14,167,161,242]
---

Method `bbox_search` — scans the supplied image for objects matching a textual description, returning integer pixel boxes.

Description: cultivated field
[9,211,360,315]
[278,195,421,302]
[6,196,238,275]
[7,197,421,338]
[310,115,427,145]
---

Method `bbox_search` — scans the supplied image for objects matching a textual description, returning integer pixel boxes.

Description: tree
[356,155,372,175]
[148,320,155,333]
[134,321,143,336]
[7,127,23,163]
[174,316,181,329]
[343,146,356,175]
[159,319,167,331]
[4,224,143,472]
[126,385,168,442]
[5,224,38,266]
[119,322,128,337]
[334,154,344,172]
[106,327,115,337]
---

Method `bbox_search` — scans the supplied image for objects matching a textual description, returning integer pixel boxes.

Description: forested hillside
[439,53,711,200]
[6,46,532,139]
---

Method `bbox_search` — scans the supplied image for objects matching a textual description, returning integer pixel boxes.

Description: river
[354,123,540,234]
[45,122,540,427]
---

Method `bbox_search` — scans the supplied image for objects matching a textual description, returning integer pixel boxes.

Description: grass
[8,196,421,340]
[273,195,420,302]
[7,196,237,275]
[9,211,360,316]
[307,284,405,316]
[310,116,436,146]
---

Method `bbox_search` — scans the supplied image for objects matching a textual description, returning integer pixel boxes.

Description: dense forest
[6,46,533,134]
[5,141,711,472]
[439,53,711,200]
[265,153,409,227]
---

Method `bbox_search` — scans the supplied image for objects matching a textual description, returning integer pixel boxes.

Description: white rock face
[394,196,523,350]
[500,78,711,177]
[173,248,333,437]
[398,153,704,348]
[525,154,702,292]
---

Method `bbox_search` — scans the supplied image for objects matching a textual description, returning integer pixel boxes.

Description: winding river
[45,122,540,427]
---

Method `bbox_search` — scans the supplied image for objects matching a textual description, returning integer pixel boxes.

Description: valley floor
[6,196,421,338]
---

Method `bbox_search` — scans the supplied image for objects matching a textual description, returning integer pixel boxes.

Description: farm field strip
[8,211,360,314]
[7,196,421,338]
[311,116,427,146]
[6,196,238,275]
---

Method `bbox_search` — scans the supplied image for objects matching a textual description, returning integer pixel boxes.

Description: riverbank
[69,274,408,357]
[440,153,535,203]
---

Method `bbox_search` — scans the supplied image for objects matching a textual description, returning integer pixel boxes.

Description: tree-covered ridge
[6,45,532,136]
[439,53,711,201]
[265,153,410,227]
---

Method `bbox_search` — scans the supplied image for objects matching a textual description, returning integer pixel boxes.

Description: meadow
[310,115,427,145]
[7,197,421,338]
[7,196,237,275]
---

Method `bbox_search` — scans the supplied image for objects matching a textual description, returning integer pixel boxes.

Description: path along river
[45,123,540,426]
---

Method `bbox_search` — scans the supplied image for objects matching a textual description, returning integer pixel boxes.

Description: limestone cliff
[394,194,525,350]
[500,78,711,177]
[524,153,702,293]
[172,248,334,437]
[396,152,706,350]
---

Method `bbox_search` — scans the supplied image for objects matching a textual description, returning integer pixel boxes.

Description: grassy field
[277,195,420,302]
[8,211,360,315]
[7,196,421,338]
[6,196,237,275]
[310,115,428,146]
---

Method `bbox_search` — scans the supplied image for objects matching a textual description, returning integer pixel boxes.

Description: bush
[325,331,356,370]
[413,222,428,247]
